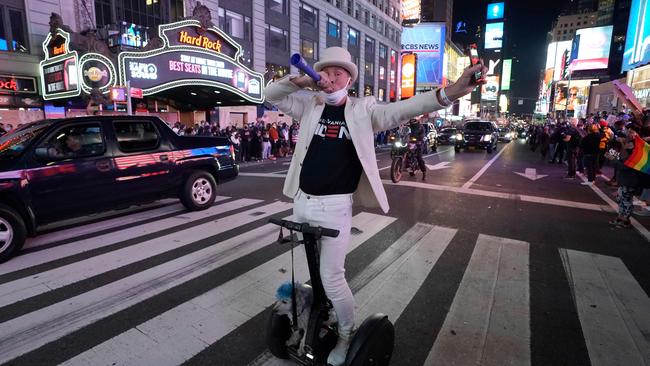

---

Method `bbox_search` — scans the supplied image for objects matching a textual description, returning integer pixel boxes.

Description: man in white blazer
[265,46,486,365]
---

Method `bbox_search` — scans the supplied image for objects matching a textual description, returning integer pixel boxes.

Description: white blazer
[264,75,446,213]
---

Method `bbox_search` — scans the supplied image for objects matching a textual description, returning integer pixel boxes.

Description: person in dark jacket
[608,132,640,228]
[580,124,602,185]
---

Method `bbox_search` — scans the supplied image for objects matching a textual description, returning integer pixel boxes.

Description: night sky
[452,0,569,113]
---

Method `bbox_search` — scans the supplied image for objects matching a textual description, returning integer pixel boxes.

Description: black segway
[267,218,394,366]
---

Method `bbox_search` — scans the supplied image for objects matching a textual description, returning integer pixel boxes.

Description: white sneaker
[327,326,354,366]
[581,181,593,186]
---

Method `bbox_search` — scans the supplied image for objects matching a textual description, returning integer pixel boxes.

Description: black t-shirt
[299,104,363,195]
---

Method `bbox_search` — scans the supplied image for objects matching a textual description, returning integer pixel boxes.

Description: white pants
[262,141,271,159]
[293,189,355,330]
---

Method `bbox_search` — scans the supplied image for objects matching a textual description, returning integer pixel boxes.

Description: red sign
[53,44,66,56]
[0,79,17,92]
[130,87,143,98]
[401,53,417,99]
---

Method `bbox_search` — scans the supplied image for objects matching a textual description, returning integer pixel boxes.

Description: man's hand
[443,61,489,101]
[290,72,334,93]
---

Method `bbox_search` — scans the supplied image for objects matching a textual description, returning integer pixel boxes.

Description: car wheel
[0,204,27,263]
[181,170,217,211]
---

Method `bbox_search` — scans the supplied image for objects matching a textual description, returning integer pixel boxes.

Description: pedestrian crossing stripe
[0,197,646,366]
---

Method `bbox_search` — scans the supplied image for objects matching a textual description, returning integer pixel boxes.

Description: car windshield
[0,120,55,159]
[441,129,457,134]
[464,122,492,131]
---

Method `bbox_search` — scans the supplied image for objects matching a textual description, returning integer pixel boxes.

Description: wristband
[438,88,453,107]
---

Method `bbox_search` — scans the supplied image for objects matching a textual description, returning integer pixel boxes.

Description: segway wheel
[267,311,292,359]
[345,313,394,366]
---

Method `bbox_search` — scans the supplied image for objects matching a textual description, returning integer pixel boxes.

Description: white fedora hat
[313,47,358,83]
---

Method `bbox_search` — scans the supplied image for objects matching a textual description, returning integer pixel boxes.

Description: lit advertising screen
[43,56,78,96]
[622,0,650,72]
[481,75,499,100]
[121,50,263,100]
[401,0,421,24]
[569,25,613,71]
[501,59,512,91]
[401,22,445,86]
[545,41,572,80]
[485,22,504,49]
[401,53,416,99]
[486,2,504,20]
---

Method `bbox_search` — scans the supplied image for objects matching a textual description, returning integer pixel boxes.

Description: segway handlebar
[269,218,339,238]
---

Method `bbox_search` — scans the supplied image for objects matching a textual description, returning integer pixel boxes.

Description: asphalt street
[0,138,648,366]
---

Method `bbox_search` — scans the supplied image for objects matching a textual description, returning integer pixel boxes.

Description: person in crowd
[597,120,614,175]
[241,125,252,162]
[251,128,262,161]
[608,131,639,228]
[269,122,279,158]
[230,131,241,161]
[576,119,588,174]
[539,126,551,160]
[581,123,602,185]
[290,121,300,152]
[262,127,272,160]
[563,118,582,179]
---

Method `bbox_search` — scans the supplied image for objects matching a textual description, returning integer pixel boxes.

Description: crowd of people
[171,120,300,162]
[526,109,650,228]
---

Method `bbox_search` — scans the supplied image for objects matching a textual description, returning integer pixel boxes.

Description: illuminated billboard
[485,22,503,49]
[401,53,416,99]
[545,40,572,80]
[402,0,421,25]
[401,22,446,86]
[568,25,613,71]
[486,2,504,20]
[501,59,512,91]
[481,75,499,100]
[622,0,650,72]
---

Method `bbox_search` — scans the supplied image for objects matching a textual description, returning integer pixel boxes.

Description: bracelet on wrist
[438,88,453,107]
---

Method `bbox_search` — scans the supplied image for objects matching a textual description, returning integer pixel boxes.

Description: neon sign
[39,28,81,100]
[118,19,264,103]
[178,31,222,53]
[79,53,116,94]
[0,79,17,91]
[53,44,66,56]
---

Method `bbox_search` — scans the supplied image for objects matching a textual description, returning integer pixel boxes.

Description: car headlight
[395,141,404,147]
[482,134,492,142]
[455,133,463,140]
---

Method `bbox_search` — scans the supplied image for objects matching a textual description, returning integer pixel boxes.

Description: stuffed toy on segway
[266,218,394,366]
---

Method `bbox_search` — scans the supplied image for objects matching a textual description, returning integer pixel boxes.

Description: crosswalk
[0,196,647,366]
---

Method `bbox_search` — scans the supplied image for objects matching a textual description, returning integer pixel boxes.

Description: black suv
[0,116,238,262]
[455,121,499,153]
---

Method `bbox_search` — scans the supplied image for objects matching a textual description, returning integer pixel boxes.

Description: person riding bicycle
[407,118,427,180]
[264,46,486,366]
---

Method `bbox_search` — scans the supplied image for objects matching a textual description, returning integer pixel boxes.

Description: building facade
[0,0,403,125]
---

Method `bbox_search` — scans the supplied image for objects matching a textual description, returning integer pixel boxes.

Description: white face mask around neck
[324,77,351,105]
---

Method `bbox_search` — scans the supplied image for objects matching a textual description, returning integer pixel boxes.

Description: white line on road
[0,197,254,276]
[461,143,509,189]
[425,234,530,366]
[559,249,650,365]
[0,199,281,308]
[0,201,294,364]
[382,180,612,212]
[61,212,396,366]
[377,148,452,171]
[577,172,650,242]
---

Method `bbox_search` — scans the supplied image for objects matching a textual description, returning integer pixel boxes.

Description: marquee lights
[78,52,117,95]
[39,28,81,100]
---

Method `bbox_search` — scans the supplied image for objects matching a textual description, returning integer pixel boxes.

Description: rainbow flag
[624,135,650,174]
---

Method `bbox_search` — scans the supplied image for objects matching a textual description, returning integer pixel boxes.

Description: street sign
[130,87,143,99]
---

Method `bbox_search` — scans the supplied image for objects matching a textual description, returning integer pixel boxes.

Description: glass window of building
[0,5,28,53]
[379,65,385,80]
[347,0,354,16]
[379,43,387,58]
[266,24,289,51]
[95,0,113,27]
[268,0,287,14]
[364,10,370,25]
[370,14,376,29]
[220,8,252,41]
[170,0,184,22]
[355,4,361,20]
[378,88,385,101]
[335,0,342,8]
[364,84,373,96]
[266,63,290,81]
[300,2,318,28]
[348,27,359,46]
[365,60,373,76]
[327,16,341,38]
[365,36,375,54]
[301,39,318,60]
[116,0,163,29]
